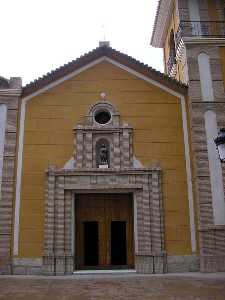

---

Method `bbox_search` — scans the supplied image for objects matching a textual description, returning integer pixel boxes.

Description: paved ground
[0,273,225,300]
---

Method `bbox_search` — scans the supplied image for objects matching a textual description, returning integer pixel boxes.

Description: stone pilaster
[84,132,93,168]
[113,132,120,169]
[43,168,56,275]
[121,127,131,168]
[150,172,164,254]
[55,176,65,275]
[64,190,74,274]
[75,127,84,168]
[141,175,151,254]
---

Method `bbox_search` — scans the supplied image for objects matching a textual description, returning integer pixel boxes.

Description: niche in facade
[96,138,110,168]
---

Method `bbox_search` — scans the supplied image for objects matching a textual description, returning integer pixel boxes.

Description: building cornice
[183,37,225,45]
[150,0,173,48]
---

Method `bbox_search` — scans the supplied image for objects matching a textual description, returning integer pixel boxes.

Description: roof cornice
[151,0,174,48]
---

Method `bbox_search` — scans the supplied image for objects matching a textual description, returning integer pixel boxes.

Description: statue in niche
[99,143,108,165]
[96,139,110,168]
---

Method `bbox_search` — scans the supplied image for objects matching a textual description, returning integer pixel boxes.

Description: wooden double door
[75,193,134,270]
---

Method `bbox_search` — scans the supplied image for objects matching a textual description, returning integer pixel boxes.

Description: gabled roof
[22,45,187,97]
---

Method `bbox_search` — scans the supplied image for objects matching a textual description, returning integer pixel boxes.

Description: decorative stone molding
[73,100,133,169]
[43,168,165,275]
[43,99,166,275]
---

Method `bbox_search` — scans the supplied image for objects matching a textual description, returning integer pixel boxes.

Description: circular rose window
[94,110,111,125]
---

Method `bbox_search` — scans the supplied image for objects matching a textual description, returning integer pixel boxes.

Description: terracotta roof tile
[22,45,187,97]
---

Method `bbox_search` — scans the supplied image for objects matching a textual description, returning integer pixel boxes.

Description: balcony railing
[167,52,176,75]
[167,21,225,77]
[177,21,225,41]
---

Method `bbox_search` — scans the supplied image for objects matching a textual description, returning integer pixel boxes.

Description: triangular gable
[22,45,187,99]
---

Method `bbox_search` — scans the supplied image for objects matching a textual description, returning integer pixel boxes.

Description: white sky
[1,0,163,85]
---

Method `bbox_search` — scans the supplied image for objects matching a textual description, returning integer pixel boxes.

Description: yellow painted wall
[220,47,225,89]
[18,61,193,257]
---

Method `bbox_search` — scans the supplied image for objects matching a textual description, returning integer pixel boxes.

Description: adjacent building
[151,0,225,272]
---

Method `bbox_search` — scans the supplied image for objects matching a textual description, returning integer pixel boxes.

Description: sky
[1,0,163,85]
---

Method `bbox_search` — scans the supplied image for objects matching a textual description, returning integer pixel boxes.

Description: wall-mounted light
[214,128,225,162]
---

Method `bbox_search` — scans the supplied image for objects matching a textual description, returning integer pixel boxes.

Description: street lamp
[214,128,225,162]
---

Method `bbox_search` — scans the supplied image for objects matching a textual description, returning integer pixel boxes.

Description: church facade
[0,0,225,275]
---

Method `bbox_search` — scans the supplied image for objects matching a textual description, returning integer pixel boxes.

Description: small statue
[99,143,108,165]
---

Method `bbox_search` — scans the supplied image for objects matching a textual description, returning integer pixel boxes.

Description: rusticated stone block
[55,256,66,275]
[0,265,11,275]
[43,255,55,275]
[200,255,225,273]
[0,256,12,274]
[27,267,42,275]
[167,255,200,273]
[13,266,26,275]
[135,255,154,274]
[65,256,74,274]
[154,254,166,274]
[6,109,18,133]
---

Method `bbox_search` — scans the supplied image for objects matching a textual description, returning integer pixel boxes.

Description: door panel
[83,221,99,266]
[75,193,134,270]
[111,221,127,265]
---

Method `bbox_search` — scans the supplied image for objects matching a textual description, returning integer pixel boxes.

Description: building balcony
[176,21,225,45]
[167,21,225,77]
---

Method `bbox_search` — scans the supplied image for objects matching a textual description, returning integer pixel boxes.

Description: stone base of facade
[0,255,201,275]
[0,255,203,275]
[42,255,74,276]
[199,227,225,272]
[135,254,166,274]
[167,255,200,273]
[0,257,12,275]
[200,256,225,273]
[11,258,42,275]
[43,254,168,275]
